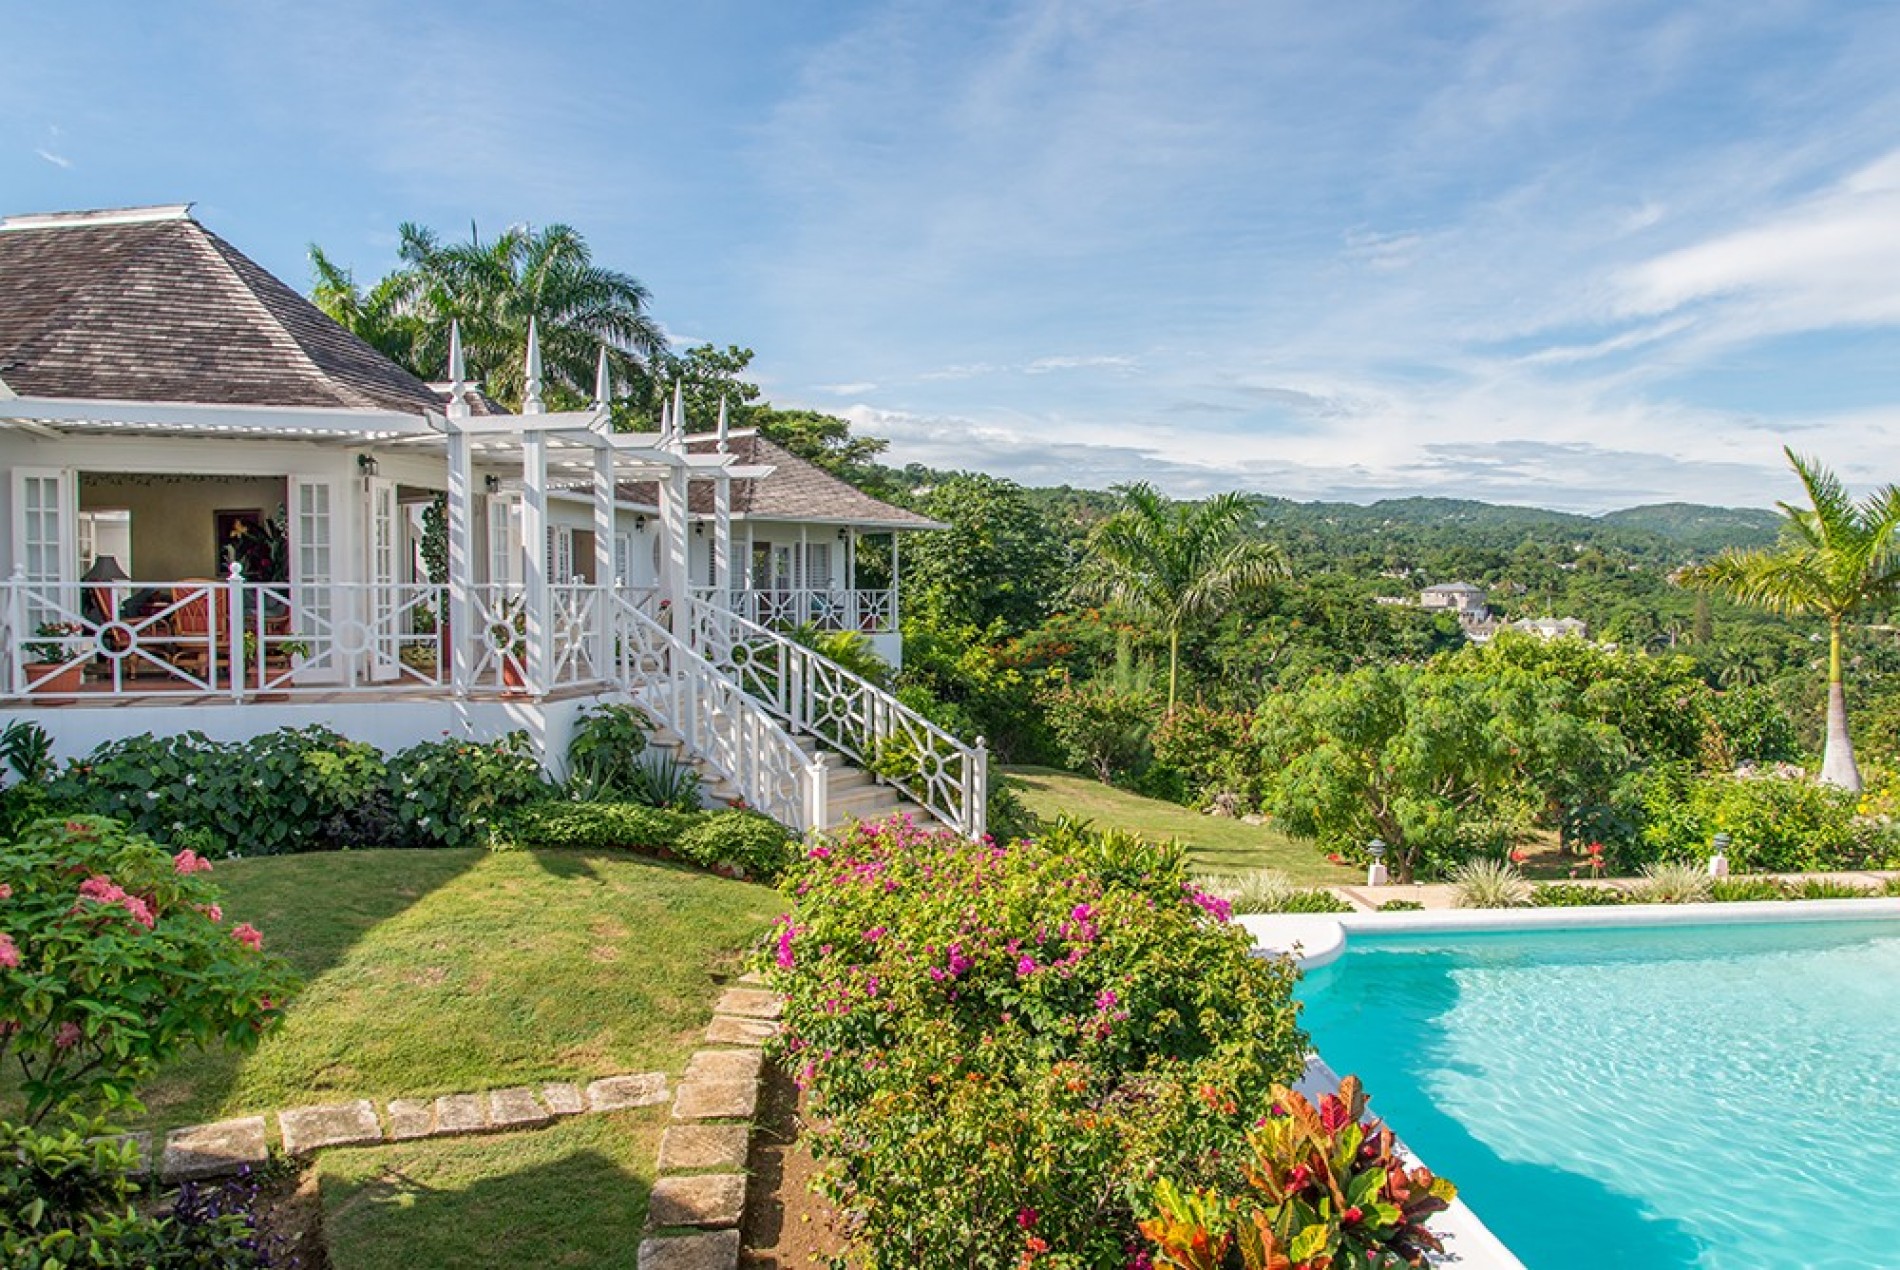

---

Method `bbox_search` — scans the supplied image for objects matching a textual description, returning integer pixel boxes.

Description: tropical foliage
[1677,448,1900,791]
[766,817,1308,1268]
[1077,484,1289,711]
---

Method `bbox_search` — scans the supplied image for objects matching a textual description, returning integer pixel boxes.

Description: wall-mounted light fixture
[837,527,849,541]
[693,522,704,537]
[484,474,502,494]
[634,515,648,531]
[357,453,379,477]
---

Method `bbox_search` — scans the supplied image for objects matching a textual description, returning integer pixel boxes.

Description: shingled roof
[618,432,942,531]
[0,205,443,417]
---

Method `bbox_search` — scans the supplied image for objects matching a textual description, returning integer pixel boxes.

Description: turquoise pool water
[1297,919,1900,1269]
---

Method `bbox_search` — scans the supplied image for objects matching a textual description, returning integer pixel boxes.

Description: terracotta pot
[24,661,83,697]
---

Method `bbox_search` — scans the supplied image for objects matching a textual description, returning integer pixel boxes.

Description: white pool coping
[1248,897,1900,1269]
[1242,896,1900,970]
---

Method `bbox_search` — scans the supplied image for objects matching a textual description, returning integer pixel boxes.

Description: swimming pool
[1296,914,1900,1269]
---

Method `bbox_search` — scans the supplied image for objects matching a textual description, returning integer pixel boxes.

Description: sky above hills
[5,1,1900,512]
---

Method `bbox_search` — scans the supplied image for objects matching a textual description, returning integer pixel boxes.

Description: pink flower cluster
[172,848,214,875]
[231,922,265,952]
[76,874,156,929]
[1183,885,1233,924]
[0,931,20,970]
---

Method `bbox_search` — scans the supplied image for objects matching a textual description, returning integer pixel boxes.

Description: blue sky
[7,1,1900,512]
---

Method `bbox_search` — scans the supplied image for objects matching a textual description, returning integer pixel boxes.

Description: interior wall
[80,474,288,579]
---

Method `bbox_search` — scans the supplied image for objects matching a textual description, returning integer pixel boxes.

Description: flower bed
[766,817,1308,1269]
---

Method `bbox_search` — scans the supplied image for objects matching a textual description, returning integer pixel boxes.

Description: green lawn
[66,847,783,1133]
[1006,766,1358,886]
[318,1107,666,1270]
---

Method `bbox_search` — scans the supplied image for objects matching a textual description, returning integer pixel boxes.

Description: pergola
[440,321,770,694]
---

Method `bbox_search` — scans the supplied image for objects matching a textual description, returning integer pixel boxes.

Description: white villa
[0,205,984,837]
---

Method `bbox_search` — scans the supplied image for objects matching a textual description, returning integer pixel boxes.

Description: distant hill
[1599,503,1781,553]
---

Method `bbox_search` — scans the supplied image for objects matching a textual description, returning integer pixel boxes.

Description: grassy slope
[318,1108,666,1270]
[1006,766,1358,886]
[104,847,783,1132]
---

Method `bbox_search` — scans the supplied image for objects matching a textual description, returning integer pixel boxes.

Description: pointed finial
[716,395,730,454]
[672,381,686,449]
[523,317,545,415]
[593,345,612,412]
[446,320,469,418]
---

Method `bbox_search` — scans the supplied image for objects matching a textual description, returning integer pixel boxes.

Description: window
[78,509,132,574]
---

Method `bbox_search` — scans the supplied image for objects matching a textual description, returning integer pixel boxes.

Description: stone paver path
[637,974,783,1270]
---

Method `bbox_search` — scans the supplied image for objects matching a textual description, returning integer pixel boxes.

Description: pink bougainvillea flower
[0,931,20,970]
[172,848,214,875]
[121,895,156,929]
[1017,1207,1039,1229]
[232,922,265,951]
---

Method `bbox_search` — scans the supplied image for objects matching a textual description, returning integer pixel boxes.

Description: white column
[446,434,475,694]
[592,442,616,676]
[890,531,901,632]
[846,527,858,629]
[657,463,689,629]
[521,430,549,692]
[713,474,732,597]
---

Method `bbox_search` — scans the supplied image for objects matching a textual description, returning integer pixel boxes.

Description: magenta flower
[776,923,797,970]
[1095,989,1118,1011]
[0,932,19,970]
[1015,955,1037,977]
[232,922,264,952]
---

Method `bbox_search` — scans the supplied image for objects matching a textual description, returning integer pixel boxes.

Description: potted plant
[22,621,86,695]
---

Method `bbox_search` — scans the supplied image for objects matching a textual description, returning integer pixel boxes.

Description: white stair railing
[608,592,829,835]
[685,596,988,839]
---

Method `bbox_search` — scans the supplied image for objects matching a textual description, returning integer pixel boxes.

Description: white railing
[610,592,829,834]
[1,569,454,698]
[685,595,987,838]
[693,586,898,635]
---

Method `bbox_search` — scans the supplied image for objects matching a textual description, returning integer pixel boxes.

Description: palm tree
[1078,483,1289,712]
[310,222,665,408]
[308,245,428,376]
[1676,448,1900,791]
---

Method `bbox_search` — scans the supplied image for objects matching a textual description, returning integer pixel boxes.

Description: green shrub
[1530,883,1627,907]
[983,773,1040,844]
[675,810,796,880]
[1040,677,1155,783]
[1631,764,1898,873]
[564,703,652,799]
[0,1117,271,1268]
[1790,878,1874,900]
[767,817,1308,1269]
[384,733,550,848]
[1148,705,1256,810]
[1451,857,1532,909]
[1377,899,1426,912]
[1140,1075,1456,1269]
[620,751,703,812]
[499,801,690,853]
[0,817,298,1124]
[1631,860,1712,905]
[50,727,549,854]
[1710,877,1791,902]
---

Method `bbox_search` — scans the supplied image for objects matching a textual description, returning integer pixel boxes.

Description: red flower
[1508,849,1529,863]
[232,922,265,952]
[1341,1205,1364,1226]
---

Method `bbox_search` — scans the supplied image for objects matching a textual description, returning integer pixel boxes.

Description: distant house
[1509,616,1589,641]
[1419,581,1489,616]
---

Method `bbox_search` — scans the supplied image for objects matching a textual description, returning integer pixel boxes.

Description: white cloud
[34,147,70,169]
[815,381,878,396]
[1022,354,1136,374]
[1617,148,1900,331]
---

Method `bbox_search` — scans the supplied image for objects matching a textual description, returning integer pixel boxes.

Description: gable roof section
[616,432,942,531]
[0,206,442,417]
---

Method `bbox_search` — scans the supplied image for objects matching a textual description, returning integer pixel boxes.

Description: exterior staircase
[644,725,945,833]
[611,593,982,839]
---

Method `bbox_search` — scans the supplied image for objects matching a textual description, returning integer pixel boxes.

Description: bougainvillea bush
[0,816,298,1124]
[766,816,1308,1269]
[1141,1076,1455,1270]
